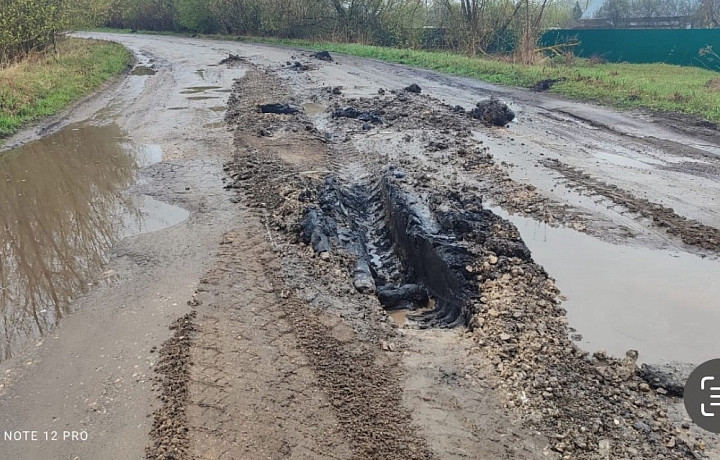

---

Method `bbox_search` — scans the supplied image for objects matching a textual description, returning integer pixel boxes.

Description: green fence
[541,29,720,70]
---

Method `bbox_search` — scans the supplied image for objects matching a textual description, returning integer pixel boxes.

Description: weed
[0,38,131,139]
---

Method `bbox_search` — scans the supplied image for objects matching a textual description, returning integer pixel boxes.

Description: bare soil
[2,33,720,460]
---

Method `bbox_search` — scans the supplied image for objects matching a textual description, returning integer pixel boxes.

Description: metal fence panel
[541,29,720,70]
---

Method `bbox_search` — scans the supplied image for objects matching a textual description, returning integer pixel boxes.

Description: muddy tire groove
[542,157,720,253]
[146,311,197,460]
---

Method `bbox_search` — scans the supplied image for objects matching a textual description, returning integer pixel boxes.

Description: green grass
[86,28,720,122]
[0,38,132,139]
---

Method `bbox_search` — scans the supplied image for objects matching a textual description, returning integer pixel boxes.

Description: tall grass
[0,38,131,139]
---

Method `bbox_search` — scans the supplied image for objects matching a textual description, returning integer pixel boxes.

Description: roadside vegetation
[0,38,131,138]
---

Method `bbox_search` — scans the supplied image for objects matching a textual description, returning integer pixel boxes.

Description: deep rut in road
[147,60,717,459]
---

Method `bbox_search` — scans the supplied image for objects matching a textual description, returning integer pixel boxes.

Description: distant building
[577,0,718,28]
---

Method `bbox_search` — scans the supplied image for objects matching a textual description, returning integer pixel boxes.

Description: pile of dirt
[470,98,516,126]
[542,158,720,253]
[219,53,243,66]
[404,83,422,94]
[146,311,197,460]
[311,50,333,62]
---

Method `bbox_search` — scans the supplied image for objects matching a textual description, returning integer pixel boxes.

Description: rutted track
[1,32,719,460]
[217,62,715,458]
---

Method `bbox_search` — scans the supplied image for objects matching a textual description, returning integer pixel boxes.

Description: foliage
[94,0,570,57]
[0,0,117,64]
[0,38,131,138]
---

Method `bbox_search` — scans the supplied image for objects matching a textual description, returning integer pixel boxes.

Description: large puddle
[0,123,188,360]
[491,206,720,365]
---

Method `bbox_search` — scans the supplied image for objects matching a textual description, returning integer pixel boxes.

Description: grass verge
[0,37,132,139]
[87,28,720,122]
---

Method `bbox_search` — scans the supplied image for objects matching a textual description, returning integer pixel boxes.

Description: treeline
[0,0,575,65]
[104,0,574,58]
[0,0,109,63]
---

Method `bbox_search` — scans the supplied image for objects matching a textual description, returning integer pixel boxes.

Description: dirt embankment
[146,55,714,459]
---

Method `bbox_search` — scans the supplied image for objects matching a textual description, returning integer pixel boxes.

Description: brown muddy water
[490,206,720,365]
[0,122,188,360]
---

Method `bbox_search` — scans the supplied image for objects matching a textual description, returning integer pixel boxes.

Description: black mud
[404,83,422,94]
[311,50,333,62]
[331,106,383,124]
[258,103,300,115]
[471,98,515,126]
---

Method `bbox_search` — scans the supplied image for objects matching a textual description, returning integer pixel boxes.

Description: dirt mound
[220,65,707,459]
[311,50,333,62]
[146,311,197,460]
[219,53,243,66]
[470,98,515,126]
[404,83,422,94]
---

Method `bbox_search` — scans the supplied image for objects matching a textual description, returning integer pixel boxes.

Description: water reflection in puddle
[180,86,223,94]
[0,123,188,360]
[490,206,720,364]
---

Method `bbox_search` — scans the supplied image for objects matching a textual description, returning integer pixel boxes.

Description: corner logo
[685,359,720,433]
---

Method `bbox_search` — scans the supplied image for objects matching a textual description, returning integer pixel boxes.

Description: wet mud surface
[543,158,720,253]
[0,122,187,360]
[2,33,720,460]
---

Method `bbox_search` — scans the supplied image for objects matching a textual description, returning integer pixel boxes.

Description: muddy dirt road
[0,32,719,459]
